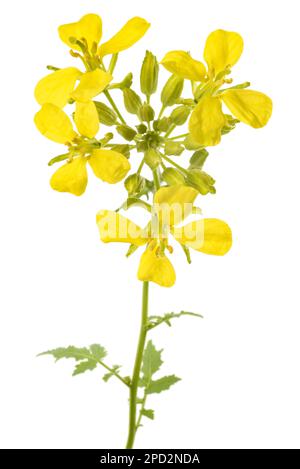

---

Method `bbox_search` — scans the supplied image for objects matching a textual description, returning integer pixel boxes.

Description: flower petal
[88,149,130,184]
[137,245,176,287]
[34,104,76,144]
[173,218,232,255]
[71,69,112,102]
[153,184,198,227]
[74,101,99,138]
[98,17,150,57]
[222,89,273,128]
[50,157,88,196]
[34,67,82,108]
[189,96,226,146]
[204,30,243,75]
[96,210,146,245]
[161,51,206,81]
[58,14,102,51]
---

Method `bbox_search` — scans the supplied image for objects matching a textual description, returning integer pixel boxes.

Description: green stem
[161,154,189,175]
[157,105,166,120]
[136,390,148,430]
[164,124,177,139]
[167,133,189,141]
[104,90,127,125]
[125,281,149,449]
[108,54,118,75]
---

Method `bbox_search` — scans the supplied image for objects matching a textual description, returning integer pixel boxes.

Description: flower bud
[162,167,185,185]
[186,169,216,195]
[140,51,159,97]
[184,134,202,150]
[189,149,209,169]
[170,106,191,125]
[124,173,146,196]
[116,125,137,141]
[153,117,172,133]
[94,101,117,126]
[136,123,148,134]
[123,88,142,115]
[109,144,131,158]
[138,103,155,122]
[164,141,185,156]
[144,148,161,169]
[161,74,184,107]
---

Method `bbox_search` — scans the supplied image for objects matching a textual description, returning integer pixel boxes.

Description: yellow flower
[161,30,272,146]
[34,68,112,136]
[35,14,150,132]
[58,13,150,57]
[34,104,130,195]
[96,185,232,287]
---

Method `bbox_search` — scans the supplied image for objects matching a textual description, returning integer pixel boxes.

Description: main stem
[125,281,149,449]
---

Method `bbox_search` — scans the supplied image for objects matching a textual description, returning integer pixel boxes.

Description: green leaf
[142,409,155,420]
[141,340,163,384]
[38,344,107,376]
[102,365,121,383]
[147,311,203,330]
[146,375,181,394]
[73,360,97,376]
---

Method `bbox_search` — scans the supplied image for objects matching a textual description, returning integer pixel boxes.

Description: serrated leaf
[38,344,107,377]
[142,409,155,420]
[89,344,107,361]
[146,375,181,394]
[102,365,121,383]
[141,340,163,384]
[73,360,97,376]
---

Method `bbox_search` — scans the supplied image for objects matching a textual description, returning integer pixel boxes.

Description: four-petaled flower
[97,185,232,287]
[161,29,273,146]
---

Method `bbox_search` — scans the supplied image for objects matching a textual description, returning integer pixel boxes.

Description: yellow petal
[34,68,82,108]
[96,210,146,246]
[50,157,88,196]
[161,51,206,81]
[173,218,232,255]
[154,184,198,226]
[34,104,76,144]
[58,14,102,51]
[71,69,112,102]
[88,149,130,184]
[222,89,273,128]
[189,96,226,146]
[137,246,176,287]
[204,30,243,75]
[98,17,150,57]
[74,101,99,138]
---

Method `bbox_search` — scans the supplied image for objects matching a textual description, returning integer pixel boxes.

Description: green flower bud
[109,73,133,90]
[94,101,117,126]
[183,135,203,150]
[116,125,137,141]
[138,103,155,122]
[109,144,131,158]
[136,123,148,134]
[136,141,148,153]
[186,169,216,195]
[144,148,161,169]
[140,51,159,97]
[153,117,172,133]
[189,149,209,169]
[170,105,191,125]
[124,173,146,196]
[161,74,184,107]
[123,88,142,115]
[164,141,185,156]
[162,167,185,185]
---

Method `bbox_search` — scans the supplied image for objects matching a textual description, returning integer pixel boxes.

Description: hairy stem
[125,281,149,449]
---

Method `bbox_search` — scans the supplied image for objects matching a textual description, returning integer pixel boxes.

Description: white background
[1,0,300,450]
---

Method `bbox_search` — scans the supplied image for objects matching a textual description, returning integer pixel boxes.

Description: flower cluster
[34,13,272,287]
